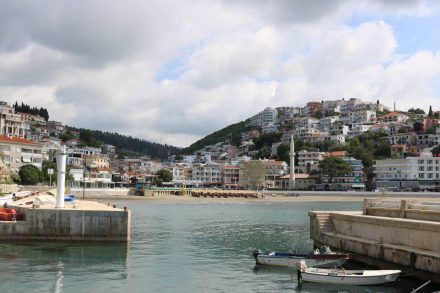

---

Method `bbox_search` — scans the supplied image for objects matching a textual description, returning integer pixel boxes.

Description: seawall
[309,199,440,283]
[2,198,131,242]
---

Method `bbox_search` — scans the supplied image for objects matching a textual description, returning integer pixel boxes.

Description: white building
[262,122,278,134]
[192,163,223,185]
[347,124,372,139]
[248,107,278,128]
[318,116,339,132]
[374,153,440,190]
[0,135,43,171]
[0,102,26,138]
[340,110,376,125]
[297,150,326,173]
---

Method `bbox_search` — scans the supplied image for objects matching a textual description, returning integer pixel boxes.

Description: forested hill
[14,102,49,121]
[72,128,180,160]
[180,120,258,155]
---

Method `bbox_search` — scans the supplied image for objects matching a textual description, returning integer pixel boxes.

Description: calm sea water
[0,200,437,293]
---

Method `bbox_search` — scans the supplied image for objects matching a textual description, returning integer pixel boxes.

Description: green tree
[19,164,43,185]
[319,157,352,183]
[154,169,173,186]
[79,130,93,143]
[407,108,425,114]
[240,160,266,188]
[429,105,433,117]
[277,143,290,163]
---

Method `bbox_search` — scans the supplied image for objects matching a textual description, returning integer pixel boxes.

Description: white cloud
[0,0,439,147]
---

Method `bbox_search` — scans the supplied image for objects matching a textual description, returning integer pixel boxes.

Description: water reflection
[0,242,129,293]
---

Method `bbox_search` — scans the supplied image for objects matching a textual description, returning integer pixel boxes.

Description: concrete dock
[1,195,131,242]
[309,199,440,283]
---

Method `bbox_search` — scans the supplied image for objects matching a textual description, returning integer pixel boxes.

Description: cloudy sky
[1,0,440,147]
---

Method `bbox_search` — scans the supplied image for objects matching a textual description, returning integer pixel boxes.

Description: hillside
[71,128,180,160]
[180,120,258,155]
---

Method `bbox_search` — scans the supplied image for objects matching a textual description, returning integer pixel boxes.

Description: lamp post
[83,162,87,200]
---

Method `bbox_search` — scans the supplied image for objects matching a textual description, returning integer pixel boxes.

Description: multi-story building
[0,102,26,138]
[192,163,223,186]
[261,159,288,188]
[374,153,440,190]
[0,135,43,171]
[247,107,278,128]
[390,144,421,159]
[321,100,343,115]
[293,126,320,139]
[46,121,66,136]
[329,124,349,136]
[415,117,439,133]
[39,137,62,161]
[339,98,363,114]
[18,112,46,126]
[84,154,110,170]
[261,123,278,134]
[297,150,326,173]
[318,116,339,132]
[347,124,371,139]
[388,132,416,145]
[340,110,376,125]
[223,165,240,188]
[302,101,321,117]
[376,111,409,123]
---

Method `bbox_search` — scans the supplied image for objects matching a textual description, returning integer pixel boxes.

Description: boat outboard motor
[252,249,263,260]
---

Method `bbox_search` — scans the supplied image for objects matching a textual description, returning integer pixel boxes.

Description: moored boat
[300,267,401,285]
[253,246,350,268]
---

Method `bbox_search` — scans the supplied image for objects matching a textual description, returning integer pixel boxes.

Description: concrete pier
[309,199,440,283]
[1,195,131,242]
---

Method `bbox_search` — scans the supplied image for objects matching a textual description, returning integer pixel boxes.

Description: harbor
[3,199,434,292]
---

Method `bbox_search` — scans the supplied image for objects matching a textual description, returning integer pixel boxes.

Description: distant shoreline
[85,194,440,204]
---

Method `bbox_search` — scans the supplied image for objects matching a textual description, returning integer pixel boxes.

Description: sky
[1,0,440,147]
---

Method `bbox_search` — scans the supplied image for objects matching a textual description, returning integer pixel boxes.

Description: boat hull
[255,253,349,268]
[301,268,401,285]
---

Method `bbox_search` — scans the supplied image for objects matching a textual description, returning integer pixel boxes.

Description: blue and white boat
[253,247,350,268]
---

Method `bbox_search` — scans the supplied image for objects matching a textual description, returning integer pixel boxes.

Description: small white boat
[253,247,350,268]
[300,267,401,285]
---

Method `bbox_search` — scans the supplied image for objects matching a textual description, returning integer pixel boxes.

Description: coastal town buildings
[0,99,438,192]
[247,107,278,128]
[0,102,26,138]
[0,135,43,171]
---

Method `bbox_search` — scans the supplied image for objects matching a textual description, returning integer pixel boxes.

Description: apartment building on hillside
[0,135,43,171]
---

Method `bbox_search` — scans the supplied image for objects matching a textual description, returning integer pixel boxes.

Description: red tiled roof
[328,151,347,157]
[377,111,407,119]
[0,135,37,145]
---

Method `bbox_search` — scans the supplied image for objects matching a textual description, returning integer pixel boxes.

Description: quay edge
[1,197,131,242]
[309,199,440,284]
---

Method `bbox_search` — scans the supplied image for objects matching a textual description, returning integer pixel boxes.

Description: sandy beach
[88,193,440,204]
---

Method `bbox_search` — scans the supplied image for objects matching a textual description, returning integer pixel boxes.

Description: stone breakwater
[309,199,440,284]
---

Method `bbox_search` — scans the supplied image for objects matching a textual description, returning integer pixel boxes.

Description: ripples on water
[0,200,437,292]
